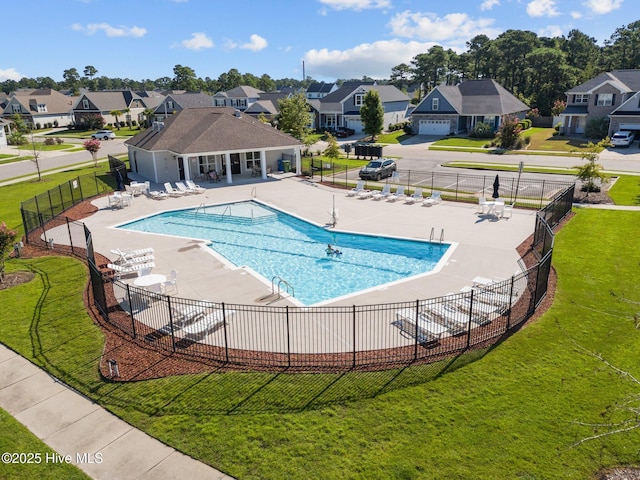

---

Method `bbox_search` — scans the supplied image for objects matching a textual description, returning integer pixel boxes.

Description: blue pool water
[118,201,451,305]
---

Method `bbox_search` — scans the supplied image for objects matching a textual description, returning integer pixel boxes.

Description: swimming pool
[118,201,453,305]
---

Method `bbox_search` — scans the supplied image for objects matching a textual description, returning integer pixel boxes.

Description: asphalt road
[2,135,639,187]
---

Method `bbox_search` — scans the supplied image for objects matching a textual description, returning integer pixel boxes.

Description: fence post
[414,299,420,360]
[166,296,176,353]
[507,276,515,329]
[59,184,66,211]
[221,302,229,363]
[47,190,55,219]
[286,305,291,368]
[125,284,137,339]
[66,217,74,255]
[466,291,473,348]
[540,180,545,209]
[352,305,356,368]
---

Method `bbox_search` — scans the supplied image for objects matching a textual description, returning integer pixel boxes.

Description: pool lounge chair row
[348,182,442,205]
[162,302,237,337]
[107,261,155,278]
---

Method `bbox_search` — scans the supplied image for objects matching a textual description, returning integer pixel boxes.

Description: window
[82,99,89,109]
[12,104,21,113]
[167,101,174,109]
[215,99,225,107]
[431,98,439,110]
[597,93,613,106]
[37,103,47,113]
[574,94,589,104]
[354,94,364,106]
[245,151,261,170]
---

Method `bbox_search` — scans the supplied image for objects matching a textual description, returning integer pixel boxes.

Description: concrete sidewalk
[0,343,232,480]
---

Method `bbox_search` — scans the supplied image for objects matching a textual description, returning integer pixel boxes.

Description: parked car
[610,131,635,148]
[335,126,355,138]
[91,130,116,140]
[359,158,397,181]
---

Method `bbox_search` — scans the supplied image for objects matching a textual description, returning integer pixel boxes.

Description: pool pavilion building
[124,107,303,185]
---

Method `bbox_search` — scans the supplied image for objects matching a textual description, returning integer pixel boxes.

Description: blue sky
[0,0,629,84]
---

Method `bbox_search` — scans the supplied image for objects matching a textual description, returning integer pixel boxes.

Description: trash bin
[278,159,284,171]
[282,160,291,173]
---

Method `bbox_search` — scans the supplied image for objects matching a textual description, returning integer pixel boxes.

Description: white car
[91,130,116,140]
[610,131,634,148]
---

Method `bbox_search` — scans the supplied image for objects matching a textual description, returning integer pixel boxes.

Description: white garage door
[619,123,640,132]
[419,119,450,135]
[347,119,363,133]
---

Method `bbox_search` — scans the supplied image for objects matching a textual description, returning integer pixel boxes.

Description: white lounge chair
[372,184,392,200]
[164,182,185,197]
[183,309,236,336]
[175,181,196,195]
[185,180,206,193]
[110,247,154,263]
[347,180,368,197]
[149,190,169,200]
[423,191,442,206]
[107,262,155,278]
[405,187,423,204]
[394,308,447,344]
[358,188,373,199]
[119,254,154,265]
[421,300,468,336]
[501,202,514,218]
[477,196,488,214]
[386,185,406,202]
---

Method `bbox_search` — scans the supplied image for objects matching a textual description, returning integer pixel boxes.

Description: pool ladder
[194,203,206,217]
[272,275,294,299]
[430,227,445,243]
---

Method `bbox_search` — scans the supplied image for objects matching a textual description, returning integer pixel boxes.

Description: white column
[294,148,301,175]
[260,149,267,179]
[225,153,232,184]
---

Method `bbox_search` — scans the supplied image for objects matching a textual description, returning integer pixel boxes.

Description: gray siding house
[410,79,529,135]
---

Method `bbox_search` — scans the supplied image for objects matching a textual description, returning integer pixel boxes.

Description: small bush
[554,123,561,132]
[55,137,64,145]
[35,123,42,130]
[53,120,59,128]
[43,138,56,146]
[469,122,495,138]
[131,120,137,127]
[524,136,531,145]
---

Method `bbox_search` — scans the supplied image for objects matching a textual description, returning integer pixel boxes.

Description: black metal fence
[308,161,574,211]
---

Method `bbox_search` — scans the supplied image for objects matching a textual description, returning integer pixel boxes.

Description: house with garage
[558,69,640,136]
[316,83,410,133]
[1,89,75,128]
[124,107,302,185]
[410,79,529,135]
[306,82,338,99]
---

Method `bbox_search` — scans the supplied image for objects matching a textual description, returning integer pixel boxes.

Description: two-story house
[213,86,264,111]
[558,70,640,136]
[305,82,338,100]
[1,89,75,127]
[410,79,529,135]
[316,83,410,133]
[73,90,150,128]
[153,92,213,121]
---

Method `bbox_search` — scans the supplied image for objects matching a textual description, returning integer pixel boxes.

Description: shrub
[35,123,42,130]
[554,123,561,131]
[469,122,495,138]
[43,137,56,146]
[53,120,59,128]
[584,116,609,140]
[524,136,531,145]
[55,137,64,145]
[131,120,137,127]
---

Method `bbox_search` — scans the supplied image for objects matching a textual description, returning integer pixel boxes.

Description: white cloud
[71,23,147,37]
[178,32,214,50]
[303,39,440,80]
[526,0,559,17]
[318,0,391,11]
[0,67,21,81]
[538,25,563,37]
[480,0,500,10]
[571,11,583,19]
[389,11,501,42]
[240,34,268,52]
[582,0,622,14]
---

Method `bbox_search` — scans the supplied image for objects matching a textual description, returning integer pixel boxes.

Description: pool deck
[83,175,536,307]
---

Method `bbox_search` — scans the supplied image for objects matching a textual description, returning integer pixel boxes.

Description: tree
[83,139,102,167]
[323,132,340,162]
[142,108,155,128]
[574,139,610,197]
[496,115,522,149]
[390,63,411,91]
[0,222,17,284]
[30,133,43,182]
[172,64,198,92]
[584,116,610,140]
[110,110,122,129]
[276,93,312,142]
[62,68,80,94]
[257,74,276,93]
[551,99,566,117]
[83,65,98,79]
[359,90,384,140]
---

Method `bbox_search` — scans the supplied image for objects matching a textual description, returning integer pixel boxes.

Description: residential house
[243,92,290,122]
[213,86,264,111]
[153,92,213,121]
[316,83,410,133]
[559,69,640,136]
[124,107,302,185]
[305,82,338,99]
[72,90,150,128]
[410,79,529,135]
[1,89,75,127]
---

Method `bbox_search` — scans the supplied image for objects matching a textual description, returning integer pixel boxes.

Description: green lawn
[1,171,640,479]
[376,130,412,144]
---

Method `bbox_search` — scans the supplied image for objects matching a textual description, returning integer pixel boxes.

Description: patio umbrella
[492,174,500,199]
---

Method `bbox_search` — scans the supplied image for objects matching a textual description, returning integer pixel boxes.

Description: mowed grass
[1,208,640,478]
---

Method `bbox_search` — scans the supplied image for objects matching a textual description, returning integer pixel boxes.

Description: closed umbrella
[492,174,500,199]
